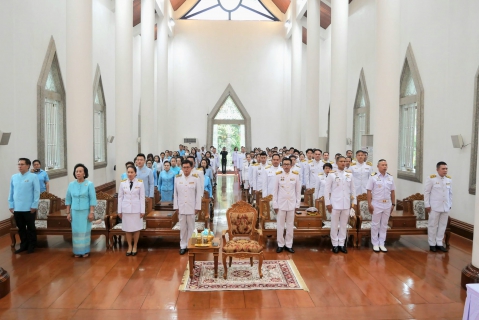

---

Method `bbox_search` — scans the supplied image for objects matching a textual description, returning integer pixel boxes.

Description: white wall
[345,0,479,224]
[166,20,288,150]
[0,0,116,222]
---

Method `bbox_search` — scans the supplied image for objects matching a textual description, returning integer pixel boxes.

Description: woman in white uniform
[314,163,333,200]
[118,165,145,256]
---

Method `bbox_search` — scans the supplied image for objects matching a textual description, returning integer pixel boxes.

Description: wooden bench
[355,193,393,247]
[10,191,113,249]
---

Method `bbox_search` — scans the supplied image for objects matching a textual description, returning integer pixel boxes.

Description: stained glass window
[214,96,244,120]
[353,73,370,153]
[400,60,417,97]
[182,0,278,21]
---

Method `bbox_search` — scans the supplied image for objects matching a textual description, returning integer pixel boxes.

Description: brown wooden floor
[0,174,469,319]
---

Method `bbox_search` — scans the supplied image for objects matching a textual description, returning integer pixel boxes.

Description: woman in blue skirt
[66,164,97,258]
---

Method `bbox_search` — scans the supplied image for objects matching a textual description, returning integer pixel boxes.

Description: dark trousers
[221,160,227,174]
[14,211,37,249]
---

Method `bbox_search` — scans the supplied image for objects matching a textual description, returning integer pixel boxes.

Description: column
[157,2,169,151]
[461,138,479,287]
[305,0,321,149]
[115,0,134,188]
[66,0,94,181]
[141,0,156,153]
[290,0,302,148]
[374,1,400,172]
[329,0,348,154]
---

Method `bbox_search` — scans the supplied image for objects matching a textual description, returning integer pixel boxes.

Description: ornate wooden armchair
[300,188,315,208]
[355,193,391,247]
[222,201,264,279]
[259,195,276,237]
[90,191,114,248]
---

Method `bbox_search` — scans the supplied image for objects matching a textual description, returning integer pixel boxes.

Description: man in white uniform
[424,161,452,252]
[174,160,202,255]
[262,154,283,198]
[366,159,395,253]
[236,146,246,183]
[252,152,268,192]
[351,150,372,196]
[307,149,324,189]
[273,158,301,253]
[325,156,356,254]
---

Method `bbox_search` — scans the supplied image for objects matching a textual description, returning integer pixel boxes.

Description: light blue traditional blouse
[65,180,97,210]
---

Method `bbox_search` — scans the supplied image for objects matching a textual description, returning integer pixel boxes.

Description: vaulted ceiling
[132,0,353,43]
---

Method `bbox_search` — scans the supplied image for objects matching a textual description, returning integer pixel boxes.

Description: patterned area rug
[179,260,309,292]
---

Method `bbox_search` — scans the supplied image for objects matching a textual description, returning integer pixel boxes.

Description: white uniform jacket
[424,174,452,212]
[308,160,324,189]
[173,173,202,215]
[118,178,146,214]
[313,173,328,200]
[366,172,396,210]
[273,171,301,211]
[351,162,372,196]
[324,170,357,210]
[252,163,267,191]
[262,165,283,197]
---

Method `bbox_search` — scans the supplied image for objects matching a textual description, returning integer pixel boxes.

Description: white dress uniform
[273,170,301,248]
[299,160,308,187]
[262,165,283,197]
[424,174,452,246]
[324,169,357,246]
[232,151,238,169]
[248,163,257,191]
[173,173,203,249]
[236,152,246,181]
[243,160,252,189]
[307,160,324,189]
[351,161,372,196]
[313,173,328,200]
[136,166,155,198]
[292,163,302,182]
[118,178,146,232]
[366,172,395,246]
[252,163,267,191]
[302,160,312,187]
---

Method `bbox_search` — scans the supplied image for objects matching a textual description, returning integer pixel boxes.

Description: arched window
[37,37,67,178]
[352,69,370,153]
[398,44,424,182]
[469,67,479,194]
[93,65,107,168]
[207,84,251,154]
[181,0,278,21]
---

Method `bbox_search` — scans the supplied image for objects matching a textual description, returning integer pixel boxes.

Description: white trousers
[277,210,294,248]
[370,207,390,246]
[428,210,448,246]
[330,209,349,246]
[238,169,242,182]
[179,214,195,249]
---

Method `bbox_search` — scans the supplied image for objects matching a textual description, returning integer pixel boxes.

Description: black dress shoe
[436,245,448,252]
[430,246,437,252]
[126,251,132,256]
[332,246,339,254]
[276,246,284,253]
[339,246,348,254]
[14,247,27,254]
[179,249,187,255]
[285,247,295,253]
[131,251,138,256]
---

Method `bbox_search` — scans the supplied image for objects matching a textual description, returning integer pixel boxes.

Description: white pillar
[329,0,348,154]
[374,1,400,172]
[115,0,134,188]
[157,5,169,151]
[66,0,93,181]
[291,0,302,148]
[305,0,321,149]
[140,0,156,153]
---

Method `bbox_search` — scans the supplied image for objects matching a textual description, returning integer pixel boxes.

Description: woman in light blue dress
[158,161,175,201]
[200,159,214,186]
[66,164,97,258]
[169,157,181,176]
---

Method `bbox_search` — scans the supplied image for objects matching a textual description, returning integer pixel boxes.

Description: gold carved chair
[222,201,264,279]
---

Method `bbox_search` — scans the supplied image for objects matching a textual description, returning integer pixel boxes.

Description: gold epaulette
[176,173,182,177]
[197,167,203,171]
[430,174,436,178]
[276,171,282,175]
[253,163,259,166]
[137,179,143,182]
[446,175,451,179]
[121,179,127,182]
[301,160,306,162]
[265,165,271,169]
[345,170,352,173]
[292,171,299,175]
[330,170,336,173]
[308,160,313,163]
[192,173,199,178]
[371,172,377,176]
[318,173,323,176]
[330,161,334,164]
[366,161,373,166]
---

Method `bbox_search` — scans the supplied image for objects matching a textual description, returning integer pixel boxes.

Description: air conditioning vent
[184,138,197,144]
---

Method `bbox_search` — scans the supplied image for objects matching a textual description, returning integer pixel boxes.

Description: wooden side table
[187,237,220,279]
[47,209,71,229]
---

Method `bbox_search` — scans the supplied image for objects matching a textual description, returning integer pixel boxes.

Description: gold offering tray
[194,243,212,247]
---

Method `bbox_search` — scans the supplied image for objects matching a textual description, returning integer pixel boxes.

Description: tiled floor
[0,174,468,319]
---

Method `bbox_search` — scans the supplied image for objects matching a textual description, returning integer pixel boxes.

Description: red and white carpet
[179,260,309,292]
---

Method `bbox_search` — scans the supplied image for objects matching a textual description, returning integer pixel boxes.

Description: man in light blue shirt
[178,144,186,157]
[136,153,154,198]
[9,158,40,254]
[32,159,50,193]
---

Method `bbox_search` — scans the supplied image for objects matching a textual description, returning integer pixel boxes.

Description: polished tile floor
[0,174,469,319]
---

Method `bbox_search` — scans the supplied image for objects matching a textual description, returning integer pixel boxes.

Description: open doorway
[213,123,246,171]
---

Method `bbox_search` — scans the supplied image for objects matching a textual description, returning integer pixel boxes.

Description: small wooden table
[145,210,178,229]
[47,209,71,229]
[187,237,220,279]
